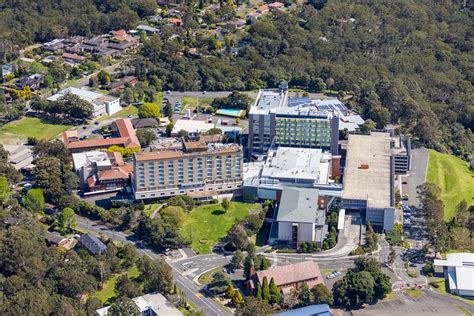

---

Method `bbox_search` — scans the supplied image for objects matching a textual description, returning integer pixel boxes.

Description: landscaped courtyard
[180,202,257,254]
[0,117,71,142]
[427,150,474,220]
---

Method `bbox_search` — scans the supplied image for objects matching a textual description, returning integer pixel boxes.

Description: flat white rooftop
[72,151,110,171]
[171,119,215,134]
[261,147,330,184]
[249,89,288,115]
[342,132,393,209]
[435,253,474,292]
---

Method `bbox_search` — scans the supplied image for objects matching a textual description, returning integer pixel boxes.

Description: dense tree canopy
[132,0,473,156]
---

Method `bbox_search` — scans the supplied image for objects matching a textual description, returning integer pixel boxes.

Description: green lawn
[432,278,474,306]
[406,287,424,298]
[427,150,474,220]
[181,96,214,114]
[198,267,224,285]
[95,265,140,303]
[180,202,257,254]
[98,105,139,122]
[143,203,161,217]
[0,117,71,141]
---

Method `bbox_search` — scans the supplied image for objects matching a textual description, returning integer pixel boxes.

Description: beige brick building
[133,141,243,200]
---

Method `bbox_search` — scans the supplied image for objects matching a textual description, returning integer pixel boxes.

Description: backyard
[180,202,257,254]
[0,117,71,142]
[427,150,474,220]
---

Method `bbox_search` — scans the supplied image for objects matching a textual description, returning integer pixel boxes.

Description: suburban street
[75,216,230,315]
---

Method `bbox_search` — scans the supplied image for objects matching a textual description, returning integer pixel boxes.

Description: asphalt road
[75,216,230,315]
[402,148,429,207]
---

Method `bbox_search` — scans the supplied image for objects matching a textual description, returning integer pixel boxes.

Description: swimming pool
[216,108,243,117]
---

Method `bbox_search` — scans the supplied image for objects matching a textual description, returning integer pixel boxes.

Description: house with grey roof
[269,187,327,248]
[79,234,107,255]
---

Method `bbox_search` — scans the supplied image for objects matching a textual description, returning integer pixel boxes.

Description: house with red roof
[249,261,324,295]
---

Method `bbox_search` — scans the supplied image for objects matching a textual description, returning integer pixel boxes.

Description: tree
[165,122,173,137]
[97,70,111,86]
[0,176,9,204]
[227,283,235,298]
[136,128,157,147]
[165,102,173,119]
[119,244,137,268]
[232,290,244,306]
[228,224,249,250]
[333,271,375,309]
[22,188,44,213]
[269,277,281,304]
[261,276,270,301]
[236,297,272,316]
[364,222,378,252]
[298,283,312,306]
[255,282,262,300]
[34,156,63,202]
[138,102,161,120]
[422,262,435,277]
[311,283,334,305]
[115,275,143,298]
[207,271,230,296]
[230,250,244,270]
[156,257,174,294]
[58,207,77,232]
[109,297,140,316]
[359,119,376,134]
[221,198,231,213]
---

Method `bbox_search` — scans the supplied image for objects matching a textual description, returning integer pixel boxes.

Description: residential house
[268,1,285,9]
[136,24,160,34]
[44,232,77,250]
[96,293,182,316]
[63,118,140,154]
[249,261,324,295]
[131,118,159,129]
[79,234,107,255]
[62,52,87,64]
[168,18,183,26]
[108,76,138,91]
[43,39,65,52]
[257,4,269,14]
[15,74,43,90]
[434,253,474,297]
[1,63,14,77]
[72,150,133,195]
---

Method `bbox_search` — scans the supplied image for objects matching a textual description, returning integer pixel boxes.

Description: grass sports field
[0,117,71,142]
[180,202,257,254]
[427,150,474,220]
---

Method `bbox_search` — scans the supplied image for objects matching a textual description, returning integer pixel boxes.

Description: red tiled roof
[268,1,284,7]
[255,261,323,288]
[62,53,86,61]
[258,4,269,12]
[63,118,140,151]
[97,167,129,181]
[112,29,127,36]
[65,137,130,149]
